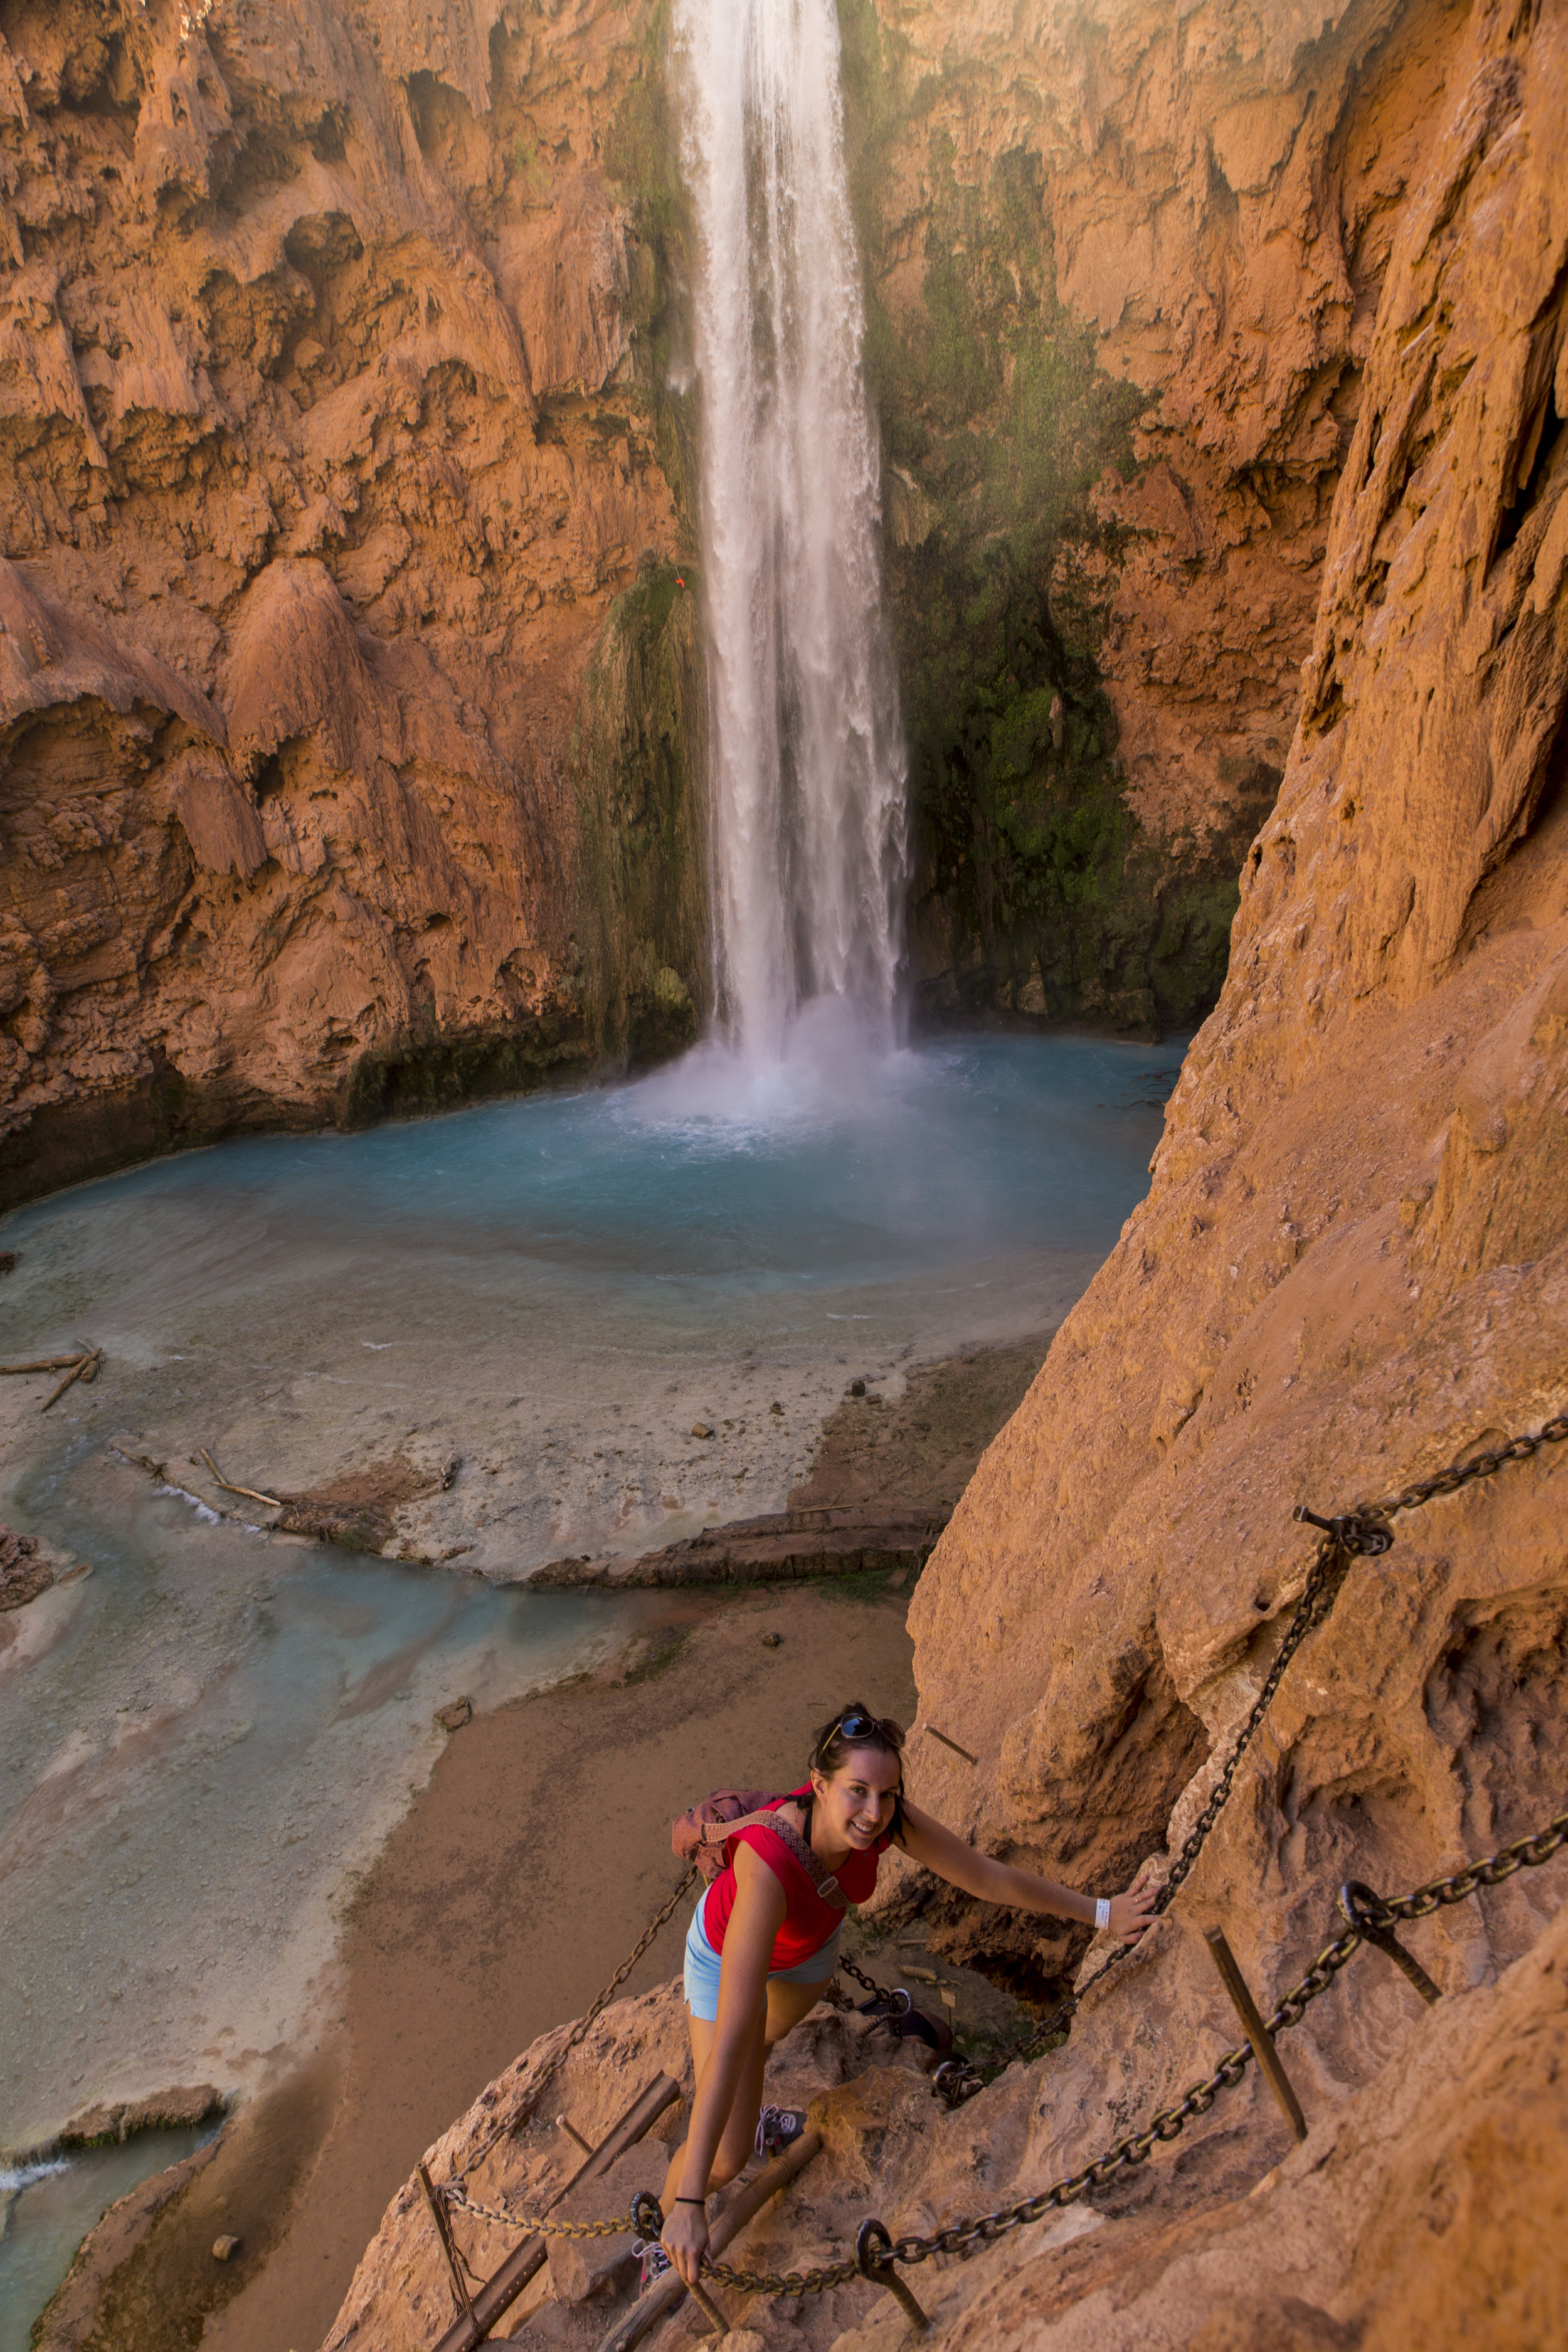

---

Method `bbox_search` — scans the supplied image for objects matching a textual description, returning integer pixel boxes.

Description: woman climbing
[640,1703,1158,2292]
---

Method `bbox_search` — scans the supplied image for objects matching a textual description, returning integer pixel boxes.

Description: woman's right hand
[661,2197,710,2287]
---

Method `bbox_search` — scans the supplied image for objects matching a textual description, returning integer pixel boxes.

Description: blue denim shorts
[682,1897,841,2022]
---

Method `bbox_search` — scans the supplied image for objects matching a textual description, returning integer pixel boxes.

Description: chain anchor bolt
[1338,1881,1441,2003]
[857,2219,931,2336]
[1292,1505,1394,1556]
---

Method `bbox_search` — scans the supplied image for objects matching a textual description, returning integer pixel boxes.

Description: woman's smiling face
[812,1745,902,1851]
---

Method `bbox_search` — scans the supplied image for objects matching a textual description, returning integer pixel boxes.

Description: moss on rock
[575,557,709,1069]
[837,3,1256,1036]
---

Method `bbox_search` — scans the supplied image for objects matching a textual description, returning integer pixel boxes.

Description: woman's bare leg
[660,2004,768,2215]
[764,1978,826,2045]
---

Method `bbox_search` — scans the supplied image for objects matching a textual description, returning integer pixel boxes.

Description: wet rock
[59,2085,223,2149]
[0,1249,15,1273]
[0,1528,53,1611]
[435,1697,474,1733]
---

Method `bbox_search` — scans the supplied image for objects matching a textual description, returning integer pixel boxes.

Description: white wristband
[1094,1897,1111,1932]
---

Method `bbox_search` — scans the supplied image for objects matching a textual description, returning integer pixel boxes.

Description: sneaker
[631,2237,672,2293]
[754,2104,807,2160]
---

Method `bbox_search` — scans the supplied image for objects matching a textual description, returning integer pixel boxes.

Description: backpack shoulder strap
[703,1799,845,1910]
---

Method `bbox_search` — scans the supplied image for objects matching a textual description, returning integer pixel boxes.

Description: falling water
[675,0,907,1064]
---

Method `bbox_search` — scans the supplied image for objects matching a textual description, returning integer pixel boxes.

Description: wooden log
[596,2127,823,2352]
[1204,1927,1308,2142]
[41,1359,90,1412]
[688,2280,730,2333]
[432,2072,681,2352]
[1,1357,89,1374]
[419,2163,476,2322]
[198,1448,283,1510]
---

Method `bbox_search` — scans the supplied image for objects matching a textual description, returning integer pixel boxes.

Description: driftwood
[111,1436,446,1559]
[3,1346,102,1411]
[198,1448,283,1511]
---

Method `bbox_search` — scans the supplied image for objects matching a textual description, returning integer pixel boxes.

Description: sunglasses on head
[835,1710,887,1742]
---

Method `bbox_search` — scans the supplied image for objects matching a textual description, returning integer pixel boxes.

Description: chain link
[438,1803,1566,2294]
[932,1528,1356,2102]
[930,1409,1564,2104]
[1362,1412,1568,1520]
[707,1800,1567,2291]
[442,2188,631,2242]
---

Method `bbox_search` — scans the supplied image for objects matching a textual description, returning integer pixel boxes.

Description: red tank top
[701,1788,890,1970]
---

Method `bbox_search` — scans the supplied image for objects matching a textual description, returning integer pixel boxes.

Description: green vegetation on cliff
[837,8,1251,1034]
[576,557,708,1066]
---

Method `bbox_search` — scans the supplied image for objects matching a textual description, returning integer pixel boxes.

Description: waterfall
[674,0,907,1067]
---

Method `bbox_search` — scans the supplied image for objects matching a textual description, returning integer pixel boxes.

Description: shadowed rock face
[851,0,1490,1032]
[0,0,706,1203]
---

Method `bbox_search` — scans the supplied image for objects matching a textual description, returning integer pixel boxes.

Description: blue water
[0,1025,1183,2342]
[2,1024,1179,1301]
[0,2130,220,2352]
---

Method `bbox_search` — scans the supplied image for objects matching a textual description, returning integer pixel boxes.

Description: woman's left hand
[661,2198,710,2288]
[1108,1878,1160,1944]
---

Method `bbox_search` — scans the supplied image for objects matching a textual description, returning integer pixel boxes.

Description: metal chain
[1377,1806,1568,1924]
[930,1409,1565,2105]
[932,1530,1356,2102]
[442,2187,631,2242]
[1362,1412,1568,1521]
[429,1417,1566,2271]
[425,1805,1567,2297]
[461,1865,699,2174]
[703,1800,1568,2292]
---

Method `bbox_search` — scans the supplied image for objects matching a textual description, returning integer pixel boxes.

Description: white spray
[675,0,907,1068]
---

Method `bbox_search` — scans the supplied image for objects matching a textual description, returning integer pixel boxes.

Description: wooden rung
[1204,1927,1308,2143]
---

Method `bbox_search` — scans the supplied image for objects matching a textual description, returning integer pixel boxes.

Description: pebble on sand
[212,2235,241,2262]
[760,1631,782,1647]
[691,1422,714,1439]
[435,1696,474,1732]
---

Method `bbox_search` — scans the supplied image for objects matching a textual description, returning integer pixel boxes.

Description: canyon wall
[326,3,1568,2346]
[0,0,704,1205]
[897,0,1568,2322]
[852,0,1476,1032]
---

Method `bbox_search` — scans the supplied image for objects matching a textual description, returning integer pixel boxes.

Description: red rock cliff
[0,0,704,1204]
